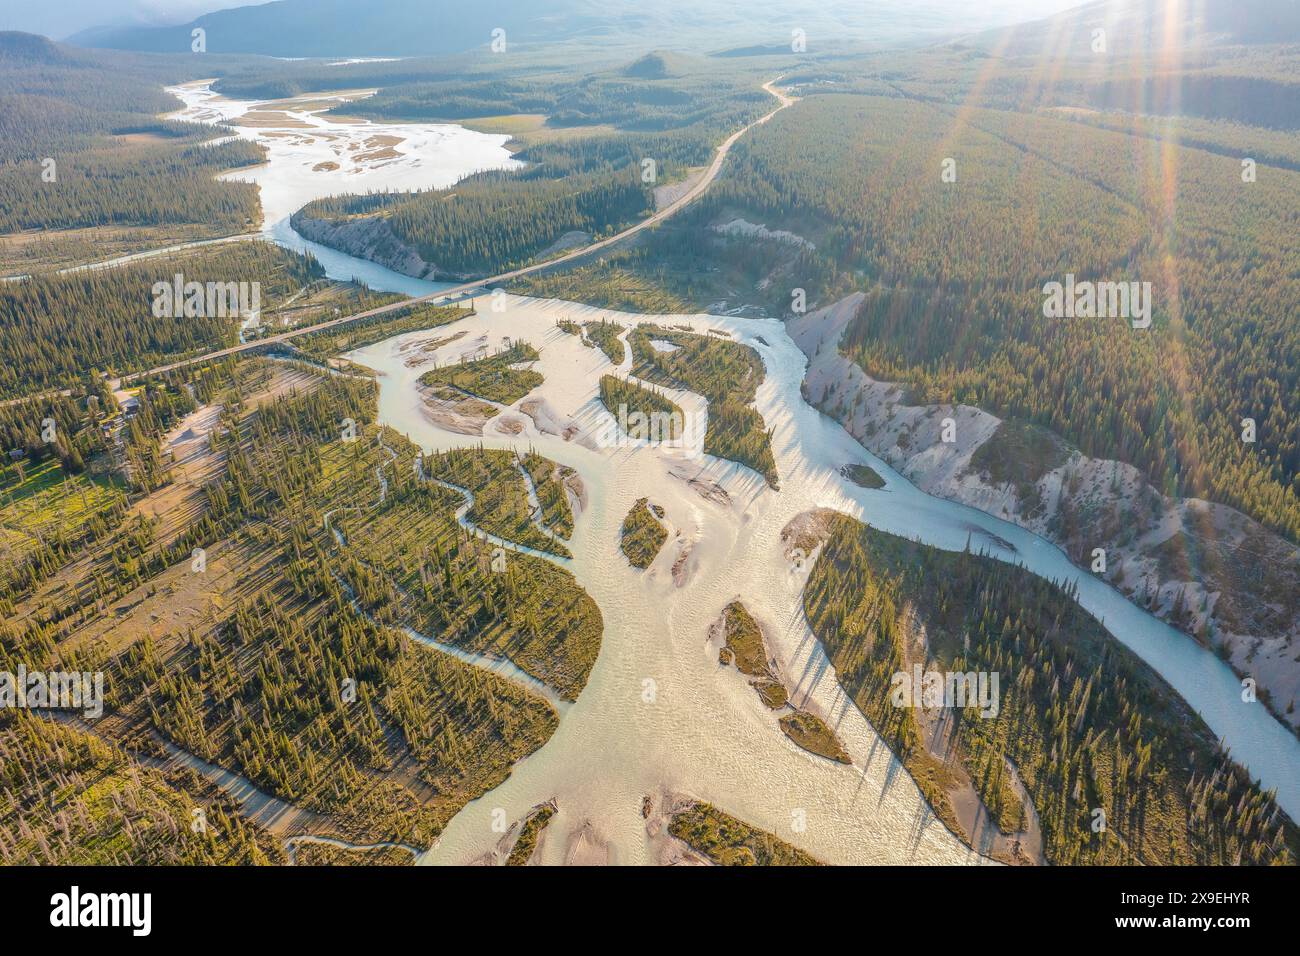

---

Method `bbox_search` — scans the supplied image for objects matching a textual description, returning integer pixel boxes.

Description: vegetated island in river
[715,600,850,764]
[619,497,668,569]
[583,319,626,365]
[505,800,558,865]
[418,339,544,406]
[662,797,824,866]
[628,324,779,488]
[599,375,683,444]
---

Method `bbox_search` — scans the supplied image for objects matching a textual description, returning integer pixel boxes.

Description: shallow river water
[344,295,1300,865]
[168,81,1300,864]
[165,81,520,294]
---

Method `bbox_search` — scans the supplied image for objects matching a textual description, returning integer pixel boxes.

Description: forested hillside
[713,92,1300,542]
[0,243,321,397]
[0,128,263,235]
[0,34,266,272]
[801,511,1298,864]
[299,166,649,278]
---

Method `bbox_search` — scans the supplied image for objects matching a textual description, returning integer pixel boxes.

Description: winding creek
[165,79,1300,864]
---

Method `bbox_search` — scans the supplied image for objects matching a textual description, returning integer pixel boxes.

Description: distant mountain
[969,0,1300,56]
[66,0,1096,59]
[68,0,636,58]
[622,51,710,78]
[0,31,79,65]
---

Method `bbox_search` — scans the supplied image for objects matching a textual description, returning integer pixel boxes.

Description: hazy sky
[0,0,253,39]
[0,0,1085,42]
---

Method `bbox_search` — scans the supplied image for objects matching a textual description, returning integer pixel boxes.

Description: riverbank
[793,292,1300,736]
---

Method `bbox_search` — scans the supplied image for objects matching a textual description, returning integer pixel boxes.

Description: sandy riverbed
[341,292,1300,864]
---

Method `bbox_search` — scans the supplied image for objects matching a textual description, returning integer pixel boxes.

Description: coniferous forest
[802,512,1298,865]
[0,35,266,271]
[0,243,321,397]
[3,4,1299,875]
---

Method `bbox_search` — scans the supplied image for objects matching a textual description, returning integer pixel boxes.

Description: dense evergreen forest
[513,258,693,315]
[292,58,772,277]
[0,35,266,259]
[1,356,603,853]
[0,123,263,235]
[801,512,1298,864]
[0,243,321,397]
[300,167,649,278]
[106,379,563,842]
[820,97,1300,542]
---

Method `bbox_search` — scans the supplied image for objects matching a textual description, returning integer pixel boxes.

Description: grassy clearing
[0,458,127,599]
[0,459,125,544]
